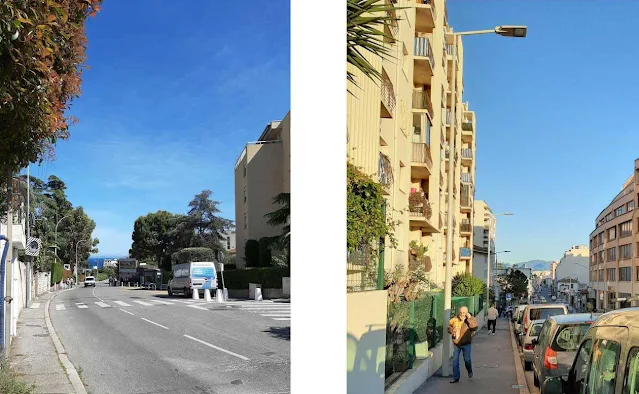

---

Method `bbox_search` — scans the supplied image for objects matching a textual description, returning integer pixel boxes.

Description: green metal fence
[385,293,484,382]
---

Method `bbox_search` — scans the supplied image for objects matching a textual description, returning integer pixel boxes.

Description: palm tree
[347,0,400,88]
[264,192,290,263]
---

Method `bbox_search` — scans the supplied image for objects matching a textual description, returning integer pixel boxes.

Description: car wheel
[533,372,539,387]
[524,361,531,371]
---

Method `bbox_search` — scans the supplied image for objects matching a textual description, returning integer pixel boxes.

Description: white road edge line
[272,318,291,321]
[186,304,209,311]
[183,334,250,361]
[141,318,169,330]
[119,308,134,315]
[31,302,40,309]
[260,314,291,317]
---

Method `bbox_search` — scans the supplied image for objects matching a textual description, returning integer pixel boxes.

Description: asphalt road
[49,283,290,394]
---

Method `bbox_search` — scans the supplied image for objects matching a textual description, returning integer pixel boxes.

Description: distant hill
[517,260,553,271]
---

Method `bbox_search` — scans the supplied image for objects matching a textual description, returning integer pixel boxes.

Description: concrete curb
[509,321,530,394]
[44,288,87,394]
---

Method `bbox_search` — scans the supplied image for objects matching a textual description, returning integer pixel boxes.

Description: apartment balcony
[461,148,473,165]
[378,152,393,195]
[461,172,473,184]
[384,0,398,39]
[460,247,472,260]
[381,73,396,118]
[414,0,436,33]
[439,173,444,190]
[408,195,439,233]
[460,220,472,235]
[443,249,458,265]
[411,142,433,178]
[461,120,474,142]
[412,89,434,118]
[413,37,435,85]
[460,193,472,213]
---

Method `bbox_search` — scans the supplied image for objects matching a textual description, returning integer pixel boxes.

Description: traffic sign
[506,293,512,300]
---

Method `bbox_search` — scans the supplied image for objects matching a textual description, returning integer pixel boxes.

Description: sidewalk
[9,290,78,393]
[414,317,523,394]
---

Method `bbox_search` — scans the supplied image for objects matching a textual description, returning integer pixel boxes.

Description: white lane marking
[95,302,111,308]
[272,318,291,321]
[31,303,40,309]
[55,304,66,311]
[119,309,134,316]
[150,299,174,305]
[141,318,168,330]
[92,286,104,302]
[183,334,249,361]
[260,314,291,317]
[239,307,291,310]
[187,304,208,311]
[76,303,88,309]
[113,301,132,307]
[173,300,196,304]
[132,300,154,306]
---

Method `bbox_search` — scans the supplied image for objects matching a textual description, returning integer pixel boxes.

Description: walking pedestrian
[447,306,478,383]
[487,303,498,335]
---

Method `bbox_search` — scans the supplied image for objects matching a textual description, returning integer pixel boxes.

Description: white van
[167,262,218,298]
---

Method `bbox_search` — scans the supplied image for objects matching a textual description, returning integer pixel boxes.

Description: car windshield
[530,307,565,320]
[550,323,591,352]
[86,277,94,280]
[529,323,543,336]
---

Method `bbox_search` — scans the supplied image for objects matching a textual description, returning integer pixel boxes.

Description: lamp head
[495,26,527,38]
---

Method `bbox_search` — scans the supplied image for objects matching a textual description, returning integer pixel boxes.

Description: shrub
[172,247,215,265]
[0,364,35,394]
[222,267,290,289]
[50,263,63,285]
[244,239,259,267]
[223,264,237,271]
[258,237,272,267]
[97,273,108,281]
[451,273,485,297]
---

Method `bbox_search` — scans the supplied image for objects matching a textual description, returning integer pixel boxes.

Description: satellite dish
[25,237,42,256]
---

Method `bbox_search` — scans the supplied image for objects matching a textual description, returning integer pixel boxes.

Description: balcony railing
[461,148,473,159]
[381,73,396,115]
[414,37,435,70]
[409,194,433,220]
[412,89,434,116]
[446,108,451,125]
[462,121,473,131]
[460,220,471,233]
[461,173,473,184]
[460,247,472,258]
[440,174,444,188]
[446,44,454,56]
[412,142,433,167]
[379,152,394,187]
[385,0,398,37]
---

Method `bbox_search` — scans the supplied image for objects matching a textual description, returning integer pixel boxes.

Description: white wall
[556,245,589,284]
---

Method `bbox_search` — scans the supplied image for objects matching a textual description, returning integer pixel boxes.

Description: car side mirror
[531,339,538,346]
[541,376,564,394]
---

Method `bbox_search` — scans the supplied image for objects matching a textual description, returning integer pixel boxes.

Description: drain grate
[476,364,499,368]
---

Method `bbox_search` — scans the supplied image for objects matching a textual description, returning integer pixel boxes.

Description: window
[607,268,616,281]
[621,244,633,260]
[530,307,566,320]
[226,237,231,250]
[628,200,635,211]
[607,247,617,262]
[608,227,617,241]
[551,324,591,352]
[537,320,552,349]
[620,220,633,237]
[571,339,592,394]
[599,232,605,244]
[616,205,626,217]
[623,347,639,394]
[243,163,247,177]
[599,251,605,264]
[620,267,632,281]
[599,270,604,281]
[592,253,598,264]
[530,323,543,336]
[244,187,247,203]
[587,339,621,394]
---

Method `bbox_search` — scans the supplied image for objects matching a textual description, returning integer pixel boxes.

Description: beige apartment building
[347,0,477,288]
[589,158,639,311]
[234,111,290,268]
[471,200,494,285]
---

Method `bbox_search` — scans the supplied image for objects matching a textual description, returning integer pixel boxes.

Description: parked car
[523,303,569,336]
[523,319,545,370]
[532,313,600,392]
[514,305,529,344]
[84,276,96,287]
[540,308,637,394]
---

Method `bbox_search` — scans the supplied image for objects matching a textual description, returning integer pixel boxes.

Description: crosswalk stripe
[150,300,174,305]
[55,304,65,311]
[95,302,111,308]
[113,301,132,307]
[260,314,291,317]
[76,303,88,309]
[132,300,154,306]
[187,304,208,311]
[30,303,40,309]
[272,318,290,321]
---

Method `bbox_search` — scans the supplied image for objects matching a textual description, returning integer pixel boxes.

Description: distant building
[102,258,118,268]
[221,232,236,253]
[234,112,290,268]
[555,245,589,308]
[471,200,494,286]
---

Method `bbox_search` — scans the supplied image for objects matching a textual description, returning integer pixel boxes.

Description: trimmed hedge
[222,267,290,289]
[172,247,215,265]
[223,264,237,271]
[50,263,63,285]
[258,237,272,267]
[244,239,259,267]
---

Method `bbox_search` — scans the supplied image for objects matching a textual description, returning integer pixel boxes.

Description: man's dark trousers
[487,319,496,334]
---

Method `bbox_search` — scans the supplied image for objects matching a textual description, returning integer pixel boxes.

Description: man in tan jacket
[447,306,478,383]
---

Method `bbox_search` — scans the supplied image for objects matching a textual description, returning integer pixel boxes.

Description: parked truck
[167,262,217,298]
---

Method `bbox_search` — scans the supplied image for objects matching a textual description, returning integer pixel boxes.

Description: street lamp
[54,214,72,266]
[75,239,88,285]
[442,25,526,378]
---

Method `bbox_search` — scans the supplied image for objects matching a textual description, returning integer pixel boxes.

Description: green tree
[451,273,485,297]
[0,0,102,177]
[56,206,99,269]
[264,192,290,265]
[347,0,399,88]
[181,190,233,255]
[497,269,529,298]
[130,211,185,271]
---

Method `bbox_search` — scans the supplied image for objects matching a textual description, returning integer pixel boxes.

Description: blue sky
[447,0,639,264]
[32,0,290,256]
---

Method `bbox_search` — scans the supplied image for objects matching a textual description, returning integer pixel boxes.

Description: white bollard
[255,287,263,302]
[223,288,228,302]
[204,289,211,302]
[192,287,200,300]
[216,289,225,303]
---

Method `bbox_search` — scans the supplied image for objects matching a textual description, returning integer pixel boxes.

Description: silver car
[84,276,96,287]
[522,319,545,370]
